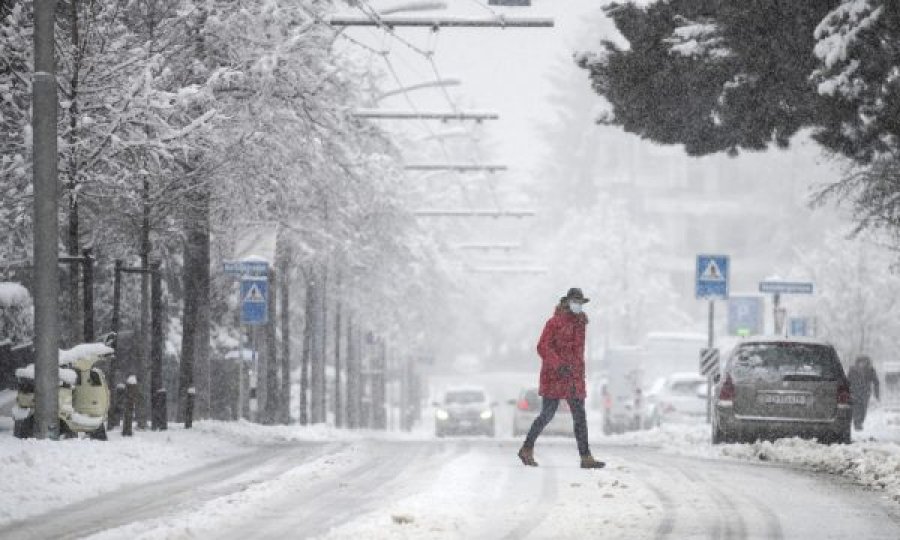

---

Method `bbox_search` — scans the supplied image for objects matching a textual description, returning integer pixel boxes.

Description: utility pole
[33,0,60,440]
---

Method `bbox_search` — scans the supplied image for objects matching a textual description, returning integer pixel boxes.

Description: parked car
[645,372,708,427]
[712,337,852,444]
[434,387,496,437]
[510,387,574,437]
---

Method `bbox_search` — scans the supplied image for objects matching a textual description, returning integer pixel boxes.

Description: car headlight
[435,409,449,420]
[480,410,493,420]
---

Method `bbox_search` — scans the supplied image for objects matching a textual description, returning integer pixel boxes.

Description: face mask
[569,301,583,314]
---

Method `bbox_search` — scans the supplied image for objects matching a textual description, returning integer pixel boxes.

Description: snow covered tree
[789,229,900,368]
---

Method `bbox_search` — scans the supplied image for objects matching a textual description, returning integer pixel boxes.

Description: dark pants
[853,393,871,430]
[523,397,591,456]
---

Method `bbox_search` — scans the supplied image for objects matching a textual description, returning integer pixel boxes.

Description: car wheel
[13,416,34,439]
[90,422,108,441]
[59,420,77,439]
[712,423,724,445]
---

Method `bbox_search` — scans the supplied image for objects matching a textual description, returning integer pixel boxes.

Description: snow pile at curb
[606,422,900,503]
[720,438,900,502]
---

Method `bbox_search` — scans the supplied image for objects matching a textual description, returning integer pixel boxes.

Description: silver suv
[712,338,852,444]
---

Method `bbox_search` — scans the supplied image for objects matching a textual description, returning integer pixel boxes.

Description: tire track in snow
[0,442,341,540]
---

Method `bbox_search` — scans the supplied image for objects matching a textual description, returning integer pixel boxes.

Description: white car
[433,387,496,437]
[645,372,708,426]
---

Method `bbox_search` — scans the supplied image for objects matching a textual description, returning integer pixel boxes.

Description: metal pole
[32,0,60,440]
[773,293,782,335]
[707,300,714,424]
[82,248,94,342]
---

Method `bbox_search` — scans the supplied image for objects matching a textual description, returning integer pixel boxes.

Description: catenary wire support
[328,16,554,28]
[414,210,536,218]
[351,108,498,121]
[404,163,507,172]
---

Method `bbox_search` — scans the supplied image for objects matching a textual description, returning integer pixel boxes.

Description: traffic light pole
[33,0,60,440]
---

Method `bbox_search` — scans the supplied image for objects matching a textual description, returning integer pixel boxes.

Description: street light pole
[33,0,60,440]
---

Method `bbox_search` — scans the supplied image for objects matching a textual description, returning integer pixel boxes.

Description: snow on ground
[0,420,365,527]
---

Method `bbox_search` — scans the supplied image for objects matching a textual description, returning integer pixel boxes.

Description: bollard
[152,388,168,431]
[185,387,195,429]
[122,376,138,437]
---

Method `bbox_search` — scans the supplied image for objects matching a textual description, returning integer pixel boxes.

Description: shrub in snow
[0,282,33,345]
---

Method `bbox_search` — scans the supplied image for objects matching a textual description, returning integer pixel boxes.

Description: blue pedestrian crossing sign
[696,254,729,299]
[241,277,268,325]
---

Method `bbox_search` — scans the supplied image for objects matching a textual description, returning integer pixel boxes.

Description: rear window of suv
[731,342,844,381]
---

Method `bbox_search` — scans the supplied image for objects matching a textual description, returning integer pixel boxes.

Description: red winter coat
[537,305,587,399]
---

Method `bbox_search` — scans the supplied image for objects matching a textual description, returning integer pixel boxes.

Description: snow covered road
[3,434,900,539]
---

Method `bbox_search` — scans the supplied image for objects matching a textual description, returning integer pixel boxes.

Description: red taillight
[719,374,736,401]
[837,382,851,405]
[603,395,612,410]
[517,398,530,411]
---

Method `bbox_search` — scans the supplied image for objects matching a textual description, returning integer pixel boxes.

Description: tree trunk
[299,278,313,425]
[279,259,291,425]
[372,340,387,430]
[65,0,82,346]
[334,273,342,428]
[195,199,211,419]
[178,190,205,422]
[309,266,327,423]
[137,177,151,429]
[346,314,359,428]
[263,267,279,424]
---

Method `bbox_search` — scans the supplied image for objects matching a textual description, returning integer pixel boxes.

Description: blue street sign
[728,296,764,336]
[696,254,729,299]
[223,260,269,277]
[789,317,810,337]
[241,277,268,325]
[759,281,814,295]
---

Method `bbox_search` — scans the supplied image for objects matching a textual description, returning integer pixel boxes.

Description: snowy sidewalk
[0,420,365,527]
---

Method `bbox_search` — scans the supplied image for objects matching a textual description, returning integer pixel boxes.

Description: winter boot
[518,446,538,467]
[580,455,606,469]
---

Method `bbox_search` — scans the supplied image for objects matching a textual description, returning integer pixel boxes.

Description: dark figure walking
[517,288,605,469]
[848,354,880,430]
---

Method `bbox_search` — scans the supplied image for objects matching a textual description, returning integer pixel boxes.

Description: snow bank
[606,420,900,503]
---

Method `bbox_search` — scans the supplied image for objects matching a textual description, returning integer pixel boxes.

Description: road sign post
[697,255,729,425]
[758,280,814,335]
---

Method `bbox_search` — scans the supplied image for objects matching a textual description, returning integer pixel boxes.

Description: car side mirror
[713,373,721,384]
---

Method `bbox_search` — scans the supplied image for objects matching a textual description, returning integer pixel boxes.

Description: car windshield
[731,343,842,381]
[445,390,486,404]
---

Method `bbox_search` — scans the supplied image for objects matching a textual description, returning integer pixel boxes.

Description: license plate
[759,394,808,406]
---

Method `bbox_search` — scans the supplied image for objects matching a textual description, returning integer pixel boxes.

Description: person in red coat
[518,288,605,469]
